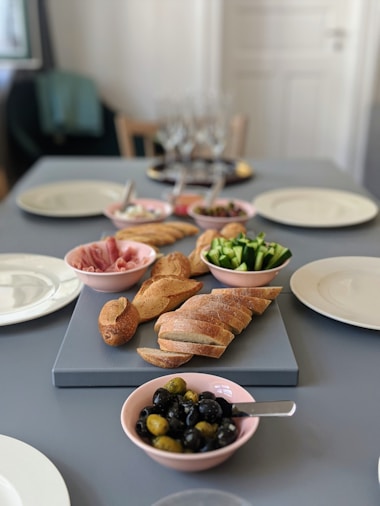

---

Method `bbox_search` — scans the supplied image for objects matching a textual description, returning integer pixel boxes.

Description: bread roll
[98,297,139,346]
[151,251,191,278]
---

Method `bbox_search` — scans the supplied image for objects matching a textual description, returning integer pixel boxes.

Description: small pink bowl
[104,199,173,229]
[64,239,156,292]
[120,372,259,472]
[201,247,290,287]
[187,198,255,230]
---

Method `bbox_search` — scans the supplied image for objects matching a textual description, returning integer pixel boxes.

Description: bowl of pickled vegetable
[187,198,255,230]
[201,232,292,287]
[120,373,260,472]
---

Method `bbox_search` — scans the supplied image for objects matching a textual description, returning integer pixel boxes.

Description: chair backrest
[114,114,159,158]
[225,114,249,158]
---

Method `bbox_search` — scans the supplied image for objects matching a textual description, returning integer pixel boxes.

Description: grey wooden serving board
[52,275,299,387]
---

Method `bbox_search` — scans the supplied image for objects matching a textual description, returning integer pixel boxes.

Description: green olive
[195,421,218,438]
[184,389,199,403]
[163,377,187,395]
[153,435,183,453]
[146,414,169,436]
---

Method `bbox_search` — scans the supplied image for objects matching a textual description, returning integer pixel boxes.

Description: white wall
[47,0,214,119]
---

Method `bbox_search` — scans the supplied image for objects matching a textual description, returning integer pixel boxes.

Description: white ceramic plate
[253,187,378,227]
[0,254,82,326]
[290,257,380,330]
[0,435,70,506]
[17,180,125,217]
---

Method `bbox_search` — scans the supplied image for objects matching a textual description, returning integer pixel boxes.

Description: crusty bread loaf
[115,221,199,247]
[208,292,271,315]
[154,309,231,333]
[188,229,222,277]
[136,347,193,368]
[220,222,247,239]
[158,338,227,358]
[132,275,203,322]
[179,294,252,333]
[98,297,140,346]
[211,286,282,300]
[157,319,235,346]
[151,251,191,279]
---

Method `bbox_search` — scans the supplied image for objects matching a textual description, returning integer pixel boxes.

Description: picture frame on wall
[0,0,41,68]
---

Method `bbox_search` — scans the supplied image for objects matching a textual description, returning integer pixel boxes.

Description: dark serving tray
[146,158,254,187]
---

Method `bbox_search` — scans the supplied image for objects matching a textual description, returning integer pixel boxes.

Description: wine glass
[155,98,182,171]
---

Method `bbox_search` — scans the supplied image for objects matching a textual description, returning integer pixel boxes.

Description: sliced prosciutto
[71,237,146,273]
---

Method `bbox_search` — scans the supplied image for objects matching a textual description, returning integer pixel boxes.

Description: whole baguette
[157,319,235,346]
[211,286,283,300]
[136,347,193,368]
[98,297,139,346]
[158,337,227,359]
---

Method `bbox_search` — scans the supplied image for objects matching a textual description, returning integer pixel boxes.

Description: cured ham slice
[71,237,143,273]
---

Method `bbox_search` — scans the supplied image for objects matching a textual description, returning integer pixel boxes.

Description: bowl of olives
[187,198,256,230]
[120,373,260,472]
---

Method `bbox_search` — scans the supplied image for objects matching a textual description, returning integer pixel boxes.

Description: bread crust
[211,286,283,300]
[157,319,235,346]
[98,297,139,346]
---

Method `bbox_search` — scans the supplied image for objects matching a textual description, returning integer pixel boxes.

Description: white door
[220,0,375,178]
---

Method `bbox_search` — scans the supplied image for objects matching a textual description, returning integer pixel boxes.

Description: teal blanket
[35,71,103,137]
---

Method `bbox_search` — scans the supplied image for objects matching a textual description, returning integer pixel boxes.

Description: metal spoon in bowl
[119,180,135,212]
[217,398,296,418]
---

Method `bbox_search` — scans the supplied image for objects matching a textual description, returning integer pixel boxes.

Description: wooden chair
[114,114,160,158]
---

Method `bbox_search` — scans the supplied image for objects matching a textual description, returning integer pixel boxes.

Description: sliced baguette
[154,309,231,333]
[208,292,272,315]
[136,347,193,368]
[211,286,283,300]
[158,337,227,359]
[157,319,235,346]
[151,251,191,278]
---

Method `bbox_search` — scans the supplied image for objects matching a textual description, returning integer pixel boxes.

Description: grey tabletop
[1,156,380,506]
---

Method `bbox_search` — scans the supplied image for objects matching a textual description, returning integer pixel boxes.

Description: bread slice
[211,286,283,300]
[98,297,139,346]
[208,292,271,315]
[154,310,231,333]
[136,347,193,368]
[157,319,235,346]
[132,275,203,322]
[158,338,227,359]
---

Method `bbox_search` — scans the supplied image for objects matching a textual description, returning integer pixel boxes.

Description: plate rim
[17,179,125,218]
[0,253,82,326]
[290,256,380,330]
[253,186,378,227]
[0,434,70,506]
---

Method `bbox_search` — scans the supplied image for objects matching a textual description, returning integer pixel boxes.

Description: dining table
[0,155,379,506]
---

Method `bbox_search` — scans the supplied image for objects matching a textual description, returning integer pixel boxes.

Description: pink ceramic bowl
[120,372,259,472]
[104,198,173,229]
[187,198,255,230]
[64,238,156,292]
[201,247,290,287]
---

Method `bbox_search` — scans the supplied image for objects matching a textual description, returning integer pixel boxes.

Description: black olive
[135,417,150,439]
[199,391,216,400]
[216,422,238,447]
[182,427,204,451]
[167,417,185,438]
[139,405,160,418]
[199,437,218,453]
[152,388,173,411]
[166,400,184,420]
[185,404,201,427]
[215,397,232,417]
[198,398,223,423]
